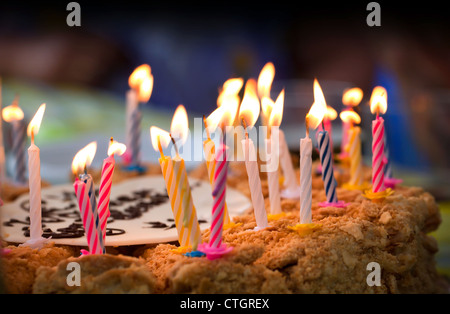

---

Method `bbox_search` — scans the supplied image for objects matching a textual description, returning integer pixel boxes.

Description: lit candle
[239,81,269,230]
[264,90,285,214]
[339,88,363,160]
[98,138,126,244]
[364,87,394,201]
[72,142,104,255]
[22,104,47,249]
[1,95,26,184]
[299,79,327,223]
[340,110,365,189]
[150,106,202,251]
[126,64,153,169]
[316,105,337,174]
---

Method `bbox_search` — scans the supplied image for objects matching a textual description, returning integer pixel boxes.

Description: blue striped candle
[12,120,27,184]
[317,131,338,203]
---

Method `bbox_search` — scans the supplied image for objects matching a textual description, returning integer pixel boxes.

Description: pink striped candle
[74,178,103,255]
[372,116,385,193]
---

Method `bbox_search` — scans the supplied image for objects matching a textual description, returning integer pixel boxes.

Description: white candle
[22,104,47,249]
[265,137,281,214]
[299,136,312,224]
[242,137,269,230]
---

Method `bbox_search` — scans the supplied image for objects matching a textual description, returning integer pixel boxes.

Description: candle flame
[370,86,388,115]
[170,105,189,146]
[108,140,127,156]
[207,94,239,130]
[257,62,275,99]
[27,103,46,137]
[268,89,285,127]
[150,126,171,152]
[217,78,243,107]
[2,98,24,122]
[72,141,97,175]
[306,79,327,130]
[261,97,274,123]
[325,106,338,121]
[339,109,361,124]
[128,64,153,103]
[239,79,260,127]
[342,87,363,107]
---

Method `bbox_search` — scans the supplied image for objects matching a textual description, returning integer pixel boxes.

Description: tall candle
[265,137,281,214]
[127,64,153,167]
[341,88,363,157]
[22,104,47,249]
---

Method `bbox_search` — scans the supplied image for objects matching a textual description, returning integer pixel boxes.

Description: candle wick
[203,115,211,140]
[170,134,180,157]
[31,129,35,145]
[241,117,249,140]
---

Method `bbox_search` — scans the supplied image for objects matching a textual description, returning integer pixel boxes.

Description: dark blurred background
[1,0,450,199]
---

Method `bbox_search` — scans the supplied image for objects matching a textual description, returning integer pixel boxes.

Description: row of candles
[0,62,398,258]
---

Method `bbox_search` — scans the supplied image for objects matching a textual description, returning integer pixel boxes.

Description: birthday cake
[0,160,448,294]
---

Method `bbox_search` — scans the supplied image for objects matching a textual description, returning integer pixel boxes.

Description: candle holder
[384,177,403,189]
[318,200,350,208]
[121,164,147,174]
[288,223,322,236]
[197,243,233,261]
[363,188,394,201]
[342,182,371,191]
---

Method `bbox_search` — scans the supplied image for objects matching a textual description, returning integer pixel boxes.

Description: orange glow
[239,79,260,128]
[325,106,338,121]
[339,110,361,124]
[342,87,363,107]
[268,89,285,127]
[108,140,127,156]
[72,142,97,175]
[207,95,239,130]
[217,78,243,107]
[257,62,275,99]
[370,86,387,115]
[27,104,46,137]
[261,97,274,123]
[306,79,327,130]
[170,105,189,146]
[128,64,153,103]
[2,99,24,122]
[150,126,171,152]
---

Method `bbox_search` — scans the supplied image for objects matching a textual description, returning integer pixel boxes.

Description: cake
[0,159,448,294]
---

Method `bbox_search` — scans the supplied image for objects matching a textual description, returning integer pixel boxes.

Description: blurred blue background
[0,0,449,200]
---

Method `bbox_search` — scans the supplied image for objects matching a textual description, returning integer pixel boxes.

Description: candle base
[198,243,233,261]
[183,250,206,258]
[267,212,289,221]
[318,200,350,208]
[253,224,271,231]
[288,223,322,236]
[280,186,301,200]
[121,164,147,174]
[363,188,394,201]
[384,177,403,189]
[20,236,49,250]
[342,182,371,191]
[223,221,243,230]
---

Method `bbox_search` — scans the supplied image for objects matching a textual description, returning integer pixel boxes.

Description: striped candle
[98,154,115,243]
[372,117,385,193]
[317,131,338,203]
[159,155,202,249]
[12,120,26,184]
[74,179,103,255]
[209,143,228,248]
[347,126,364,186]
[300,137,312,224]
[203,138,231,225]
